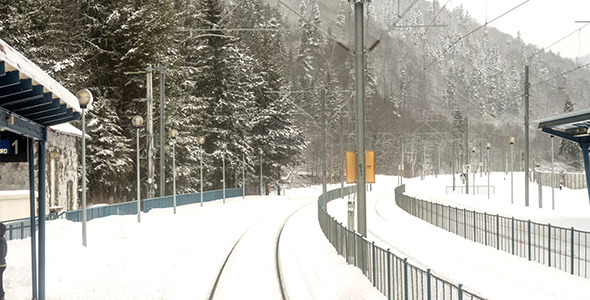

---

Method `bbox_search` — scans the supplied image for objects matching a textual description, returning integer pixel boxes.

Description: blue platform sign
[0,131,27,162]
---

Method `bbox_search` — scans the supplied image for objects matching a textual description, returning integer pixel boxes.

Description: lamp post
[241,147,246,199]
[132,115,144,223]
[199,137,205,206]
[259,149,263,196]
[510,137,515,204]
[169,129,178,214]
[487,142,491,199]
[551,135,555,209]
[76,89,93,247]
[472,146,476,195]
[221,143,227,203]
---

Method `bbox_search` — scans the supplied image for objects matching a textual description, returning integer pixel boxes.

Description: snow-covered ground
[5,186,383,300]
[5,172,590,299]
[327,174,590,299]
[404,172,590,231]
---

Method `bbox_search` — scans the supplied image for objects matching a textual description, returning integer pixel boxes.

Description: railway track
[207,201,311,300]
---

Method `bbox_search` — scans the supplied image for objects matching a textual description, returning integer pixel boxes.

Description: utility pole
[421,142,425,180]
[124,65,155,199]
[353,0,367,237]
[451,139,455,192]
[340,114,344,199]
[465,117,469,194]
[551,135,555,209]
[524,65,530,206]
[321,89,327,210]
[157,64,166,197]
[146,65,155,199]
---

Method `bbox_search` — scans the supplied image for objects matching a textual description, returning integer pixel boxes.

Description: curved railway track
[208,201,311,300]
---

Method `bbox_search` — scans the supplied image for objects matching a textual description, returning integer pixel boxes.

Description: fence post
[463,208,467,238]
[335,221,339,254]
[427,269,432,300]
[571,227,575,275]
[435,203,438,227]
[345,226,348,263]
[484,212,488,246]
[548,223,551,267]
[473,210,477,242]
[455,208,459,235]
[448,205,451,231]
[372,241,376,286]
[430,202,436,225]
[527,220,531,260]
[387,249,392,300]
[496,214,500,250]
[354,232,357,267]
[458,284,463,300]
[511,217,515,255]
[403,258,409,300]
[362,238,366,276]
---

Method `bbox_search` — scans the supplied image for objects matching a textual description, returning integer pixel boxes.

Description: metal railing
[319,185,485,300]
[4,188,242,240]
[396,185,590,279]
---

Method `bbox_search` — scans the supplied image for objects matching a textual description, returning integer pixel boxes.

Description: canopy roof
[537,108,590,143]
[0,38,80,140]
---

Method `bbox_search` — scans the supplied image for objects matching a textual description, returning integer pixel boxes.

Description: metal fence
[396,185,590,279]
[4,188,242,241]
[319,185,485,300]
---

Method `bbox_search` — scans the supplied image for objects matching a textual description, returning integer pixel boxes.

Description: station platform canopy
[537,108,590,204]
[0,38,82,300]
[0,38,81,140]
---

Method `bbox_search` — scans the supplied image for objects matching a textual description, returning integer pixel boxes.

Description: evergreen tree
[226,0,305,187]
[80,0,177,202]
[558,97,582,169]
[172,0,257,191]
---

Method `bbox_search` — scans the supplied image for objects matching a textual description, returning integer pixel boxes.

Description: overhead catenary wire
[393,0,530,102]
[420,0,531,76]
[390,0,453,71]
[528,23,590,62]
[531,61,590,88]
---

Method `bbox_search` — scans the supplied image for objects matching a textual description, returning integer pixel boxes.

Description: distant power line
[393,0,531,104]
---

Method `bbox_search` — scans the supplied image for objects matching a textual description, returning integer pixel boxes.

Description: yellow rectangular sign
[346,151,357,183]
[346,151,376,183]
[366,151,375,183]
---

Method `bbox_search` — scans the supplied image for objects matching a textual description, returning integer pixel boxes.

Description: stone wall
[0,128,79,217]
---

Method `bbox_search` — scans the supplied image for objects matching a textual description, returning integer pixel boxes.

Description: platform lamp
[259,149,264,196]
[509,137,515,204]
[132,115,144,223]
[221,143,227,203]
[169,129,178,213]
[76,89,93,247]
[486,142,491,199]
[199,137,205,206]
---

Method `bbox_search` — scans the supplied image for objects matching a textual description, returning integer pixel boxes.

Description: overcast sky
[443,0,590,60]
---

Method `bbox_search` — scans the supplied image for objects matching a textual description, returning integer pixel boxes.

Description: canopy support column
[580,143,590,205]
[37,129,47,300]
[28,138,38,300]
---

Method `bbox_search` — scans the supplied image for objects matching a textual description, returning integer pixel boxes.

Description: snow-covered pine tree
[173,0,258,190]
[294,0,325,116]
[558,96,582,169]
[227,0,305,189]
[79,0,177,202]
